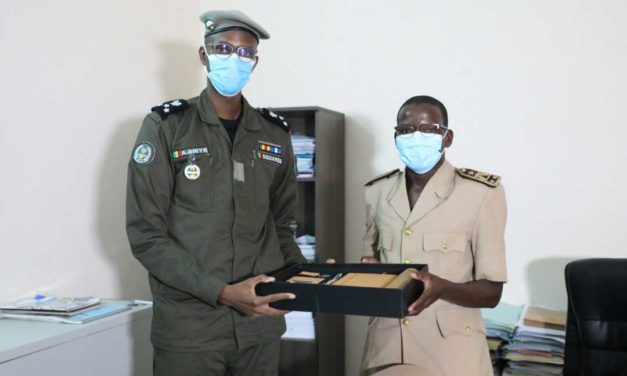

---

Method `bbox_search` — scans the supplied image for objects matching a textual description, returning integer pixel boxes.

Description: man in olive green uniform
[126,10,305,375]
[361,96,507,376]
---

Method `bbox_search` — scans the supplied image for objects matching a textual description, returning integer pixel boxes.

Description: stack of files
[502,306,566,376]
[0,295,131,324]
[291,134,315,177]
[296,234,316,261]
[482,302,524,376]
[281,311,315,340]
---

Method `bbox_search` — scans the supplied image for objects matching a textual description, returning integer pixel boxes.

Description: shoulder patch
[456,168,501,188]
[365,169,401,186]
[257,107,290,133]
[132,142,155,165]
[150,99,189,120]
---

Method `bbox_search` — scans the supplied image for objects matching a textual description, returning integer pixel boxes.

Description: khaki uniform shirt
[126,89,305,352]
[361,160,507,376]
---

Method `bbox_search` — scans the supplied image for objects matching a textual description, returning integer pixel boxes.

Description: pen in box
[325,273,343,285]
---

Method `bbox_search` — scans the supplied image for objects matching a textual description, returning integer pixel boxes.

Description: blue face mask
[203,46,255,97]
[395,131,447,174]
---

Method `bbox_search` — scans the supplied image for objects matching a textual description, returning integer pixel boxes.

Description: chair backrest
[564,258,627,376]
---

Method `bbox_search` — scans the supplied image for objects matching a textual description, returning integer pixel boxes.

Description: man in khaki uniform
[126,10,305,375]
[361,96,507,376]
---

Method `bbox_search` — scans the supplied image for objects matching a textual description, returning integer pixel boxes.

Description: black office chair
[564,258,627,376]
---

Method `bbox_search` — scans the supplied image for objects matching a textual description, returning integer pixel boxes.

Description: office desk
[0,301,152,376]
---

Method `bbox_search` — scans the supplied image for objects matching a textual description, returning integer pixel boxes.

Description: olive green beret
[199,10,270,40]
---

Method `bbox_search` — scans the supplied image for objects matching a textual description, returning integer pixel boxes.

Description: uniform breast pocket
[377,232,398,263]
[423,232,469,280]
[423,232,467,254]
[173,154,215,212]
[436,306,486,338]
[251,155,279,213]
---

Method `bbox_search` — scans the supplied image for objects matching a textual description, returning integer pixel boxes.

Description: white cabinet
[0,302,152,376]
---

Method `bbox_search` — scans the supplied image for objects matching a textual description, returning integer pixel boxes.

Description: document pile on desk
[282,311,315,341]
[296,234,316,261]
[501,306,566,376]
[482,302,523,375]
[0,295,132,324]
[291,134,315,178]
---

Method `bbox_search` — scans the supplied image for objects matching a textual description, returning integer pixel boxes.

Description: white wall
[3,1,627,375]
[0,0,204,302]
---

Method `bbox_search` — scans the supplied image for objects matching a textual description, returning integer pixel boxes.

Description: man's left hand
[407,271,449,316]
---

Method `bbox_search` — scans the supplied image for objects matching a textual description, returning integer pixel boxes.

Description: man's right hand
[217,274,295,318]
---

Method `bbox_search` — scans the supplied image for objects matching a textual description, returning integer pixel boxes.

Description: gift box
[255,263,427,318]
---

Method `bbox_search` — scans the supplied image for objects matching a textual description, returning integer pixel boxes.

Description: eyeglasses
[395,123,448,138]
[205,42,257,63]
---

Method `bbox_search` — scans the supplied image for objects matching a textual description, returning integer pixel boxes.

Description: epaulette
[257,107,290,133]
[365,169,401,187]
[150,99,189,120]
[456,168,500,188]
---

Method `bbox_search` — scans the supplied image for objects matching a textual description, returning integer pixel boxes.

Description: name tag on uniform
[171,146,209,160]
[256,151,282,166]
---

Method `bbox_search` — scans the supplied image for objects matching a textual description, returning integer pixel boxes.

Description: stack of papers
[0,296,100,315]
[291,134,315,177]
[282,311,315,340]
[296,234,316,261]
[482,302,524,375]
[502,306,566,376]
[0,296,131,324]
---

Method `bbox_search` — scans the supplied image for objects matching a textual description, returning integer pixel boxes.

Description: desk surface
[0,300,152,364]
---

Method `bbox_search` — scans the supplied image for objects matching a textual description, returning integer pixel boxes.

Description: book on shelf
[291,134,315,177]
[296,234,316,261]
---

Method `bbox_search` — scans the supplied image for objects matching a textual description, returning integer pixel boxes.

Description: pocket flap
[436,307,486,338]
[377,232,394,252]
[423,232,467,253]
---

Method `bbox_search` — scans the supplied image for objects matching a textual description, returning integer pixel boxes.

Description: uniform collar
[387,159,456,223]
[428,159,456,200]
[197,89,220,124]
[197,89,262,131]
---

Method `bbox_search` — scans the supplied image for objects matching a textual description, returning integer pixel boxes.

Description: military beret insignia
[365,169,401,186]
[150,99,189,120]
[456,168,501,188]
[257,108,290,133]
[205,19,216,31]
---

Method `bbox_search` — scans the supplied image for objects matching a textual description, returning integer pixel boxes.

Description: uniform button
[402,259,411,264]
[402,318,411,325]
[404,228,413,236]
[442,242,448,250]
[465,325,472,333]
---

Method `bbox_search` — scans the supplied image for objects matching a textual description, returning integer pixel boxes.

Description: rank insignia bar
[258,141,282,155]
